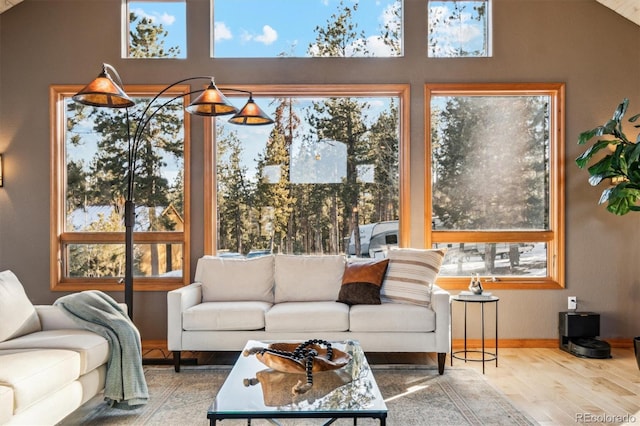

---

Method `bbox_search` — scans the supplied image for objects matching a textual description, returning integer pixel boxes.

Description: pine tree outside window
[123,0,186,59]
[428,0,491,58]
[211,0,402,58]
[50,85,191,291]
[426,83,565,289]
[204,85,409,258]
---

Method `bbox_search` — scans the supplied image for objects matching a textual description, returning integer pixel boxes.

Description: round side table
[450,295,499,374]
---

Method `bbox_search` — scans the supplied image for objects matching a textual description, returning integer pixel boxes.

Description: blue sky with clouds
[130,1,402,58]
[213,0,401,57]
[130,1,487,58]
[129,1,188,58]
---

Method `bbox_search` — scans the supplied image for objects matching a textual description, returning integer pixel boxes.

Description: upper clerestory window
[428,0,491,58]
[211,0,403,58]
[123,0,187,59]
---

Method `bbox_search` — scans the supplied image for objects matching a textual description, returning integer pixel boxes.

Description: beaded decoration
[244,339,337,394]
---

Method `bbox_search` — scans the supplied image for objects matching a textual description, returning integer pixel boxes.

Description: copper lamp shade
[185,81,239,116]
[71,63,274,320]
[72,66,134,108]
[228,96,275,125]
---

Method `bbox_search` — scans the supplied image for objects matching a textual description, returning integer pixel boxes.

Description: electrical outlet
[568,296,577,310]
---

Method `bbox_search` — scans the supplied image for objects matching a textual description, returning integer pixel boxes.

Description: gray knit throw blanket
[55,290,149,408]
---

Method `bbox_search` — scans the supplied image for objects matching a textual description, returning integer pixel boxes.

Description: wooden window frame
[425,82,565,290]
[49,84,191,292]
[203,84,411,255]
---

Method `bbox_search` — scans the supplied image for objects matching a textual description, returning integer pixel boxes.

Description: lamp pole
[73,63,274,320]
[123,200,135,316]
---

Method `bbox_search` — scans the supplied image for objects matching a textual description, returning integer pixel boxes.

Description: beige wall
[0,0,638,342]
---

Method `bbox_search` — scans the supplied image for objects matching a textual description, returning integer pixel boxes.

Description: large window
[123,0,186,59]
[50,85,191,291]
[212,0,402,58]
[204,85,409,257]
[426,83,565,289]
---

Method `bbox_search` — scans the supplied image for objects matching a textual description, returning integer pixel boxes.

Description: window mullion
[430,231,554,244]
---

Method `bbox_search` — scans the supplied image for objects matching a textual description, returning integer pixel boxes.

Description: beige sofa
[168,250,451,374]
[0,271,109,425]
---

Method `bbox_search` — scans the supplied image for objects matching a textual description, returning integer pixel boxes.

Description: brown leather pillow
[337,259,390,305]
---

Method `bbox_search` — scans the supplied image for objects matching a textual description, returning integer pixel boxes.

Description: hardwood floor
[143,346,640,425]
[435,347,639,426]
[476,347,640,426]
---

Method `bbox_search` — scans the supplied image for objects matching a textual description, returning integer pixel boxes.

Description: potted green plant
[576,98,640,369]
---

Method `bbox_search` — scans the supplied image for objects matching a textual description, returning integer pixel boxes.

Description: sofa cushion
[380,248,446,308]
[274,255,346,303]
[182,301,272,331]
[265,302,349,332]
[349,303,436,332]
[0,270,41,343]
[195,255,275,303]
[0,329,109,375]
[338,258,389,305]
[0,349,80,414]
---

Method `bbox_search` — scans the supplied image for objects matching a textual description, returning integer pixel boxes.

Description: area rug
[60,366,537,425]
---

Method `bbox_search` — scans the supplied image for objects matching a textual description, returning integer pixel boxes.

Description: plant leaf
[575,139,617,168]
[610,144,624,171]
[606,198,631,215]
[577,99,640,216]
[627,142,640,164]
[587,154,614,177]
[604,119,618,133]
[615,145,630,174]
[598,186,614,205]
[603,182,640,215]
[578,128,601,145]
[588,174,606,186]
[612,98,629,122]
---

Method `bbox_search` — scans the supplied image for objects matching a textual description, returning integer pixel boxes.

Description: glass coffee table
[207,340,387,425]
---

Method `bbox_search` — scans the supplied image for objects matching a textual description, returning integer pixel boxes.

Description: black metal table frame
[208,411,387,425]
[450,296,499,374]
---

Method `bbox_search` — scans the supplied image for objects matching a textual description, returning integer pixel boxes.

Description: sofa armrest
[167,283,202,351]
[0,385,12,425]
[36,303,128,330]
[431,286,451,353]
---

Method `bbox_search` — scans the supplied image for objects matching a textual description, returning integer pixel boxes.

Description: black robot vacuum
[567,337,611,359]
[559,312,611,359]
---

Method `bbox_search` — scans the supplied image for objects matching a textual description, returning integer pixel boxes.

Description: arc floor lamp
[73,63,274,320]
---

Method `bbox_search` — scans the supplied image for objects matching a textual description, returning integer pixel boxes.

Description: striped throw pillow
[380,248,446,308]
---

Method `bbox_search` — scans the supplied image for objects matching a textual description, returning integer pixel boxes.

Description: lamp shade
[185,82,239,116]
[228,97,275,125]
[72,69,134,108]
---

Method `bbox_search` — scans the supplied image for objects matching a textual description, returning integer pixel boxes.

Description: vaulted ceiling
[0,0,638,25]
[597,0,640,26]
[0,0,23,15]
